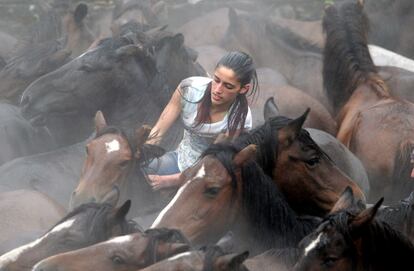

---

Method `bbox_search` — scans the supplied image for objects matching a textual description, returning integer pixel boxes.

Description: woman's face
[211,66,249,107]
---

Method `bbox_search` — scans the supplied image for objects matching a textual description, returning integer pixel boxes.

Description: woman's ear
[239,83,250,95]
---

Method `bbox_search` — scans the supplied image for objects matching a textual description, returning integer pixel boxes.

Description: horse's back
[306,128,370,196]
[0,189,65,254]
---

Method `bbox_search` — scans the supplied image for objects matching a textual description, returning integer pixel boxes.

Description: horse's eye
[111,255,125,265]
[85,146,89,155]
[323,257,338,267]
[305,157,320,168]
[204,187,220,198]
[119,160,130,169]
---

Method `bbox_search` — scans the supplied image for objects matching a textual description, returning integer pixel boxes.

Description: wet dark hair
[194,51,259,136]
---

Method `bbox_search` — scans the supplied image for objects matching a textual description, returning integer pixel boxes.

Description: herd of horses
[0,0,413,270]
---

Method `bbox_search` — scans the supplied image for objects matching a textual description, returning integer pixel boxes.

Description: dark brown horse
[32,228,190,271]
[138,246,249,271]
[151,141,320,254]
[294,188,414,271]
[234,112,365,216]
[70,111,165,218]
[323,0,414,203]
[0,201,137,271]
[376,190,414,243]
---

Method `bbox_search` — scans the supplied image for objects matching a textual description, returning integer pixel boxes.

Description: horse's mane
[235,116,331,178]
[324,209,414,269]
[144,228,191,264]
[202,143,318,250]
[49,202,132,240]
[323,0,390,110]
[376,191,414,236]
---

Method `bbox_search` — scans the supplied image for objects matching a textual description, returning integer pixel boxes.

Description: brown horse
[69,111,165,218]
[323,0,414,203]
[294,188,414,271]
[138,246,249,271]
[234,111,365,216]
[32,228,190,271]
[151,140,321,254]
[0,201,136,271]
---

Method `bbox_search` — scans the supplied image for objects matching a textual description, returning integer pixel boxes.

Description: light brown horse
[323,0,414,203]
[69,111,165,218]
[32,228,190,271]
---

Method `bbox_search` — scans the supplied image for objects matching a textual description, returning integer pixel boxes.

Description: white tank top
[176,76,252,171]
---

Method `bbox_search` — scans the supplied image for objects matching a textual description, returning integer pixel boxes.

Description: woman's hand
[147,174,182,190]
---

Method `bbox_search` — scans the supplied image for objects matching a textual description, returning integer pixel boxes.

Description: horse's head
[32,228,190,271]
[250,110,366,216]
[0,201,133,271]
[139,246,249,271]
[0,39,71,102]
[20,32,156,127]
[294,188,383,271]
[145,26,205,106]
[151,144,256,245]
[70,111,164,210]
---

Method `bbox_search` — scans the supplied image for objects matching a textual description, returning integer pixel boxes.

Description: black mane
[235,116,330,177]
[202,143,318,251]
[49,202,133,240]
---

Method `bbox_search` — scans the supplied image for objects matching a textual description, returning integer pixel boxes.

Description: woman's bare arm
[146,87,182,145]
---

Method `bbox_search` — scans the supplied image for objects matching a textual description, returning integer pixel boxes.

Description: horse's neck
[336,83,391,126]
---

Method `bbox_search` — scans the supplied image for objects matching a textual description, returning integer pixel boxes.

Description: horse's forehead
[93,134,130,155]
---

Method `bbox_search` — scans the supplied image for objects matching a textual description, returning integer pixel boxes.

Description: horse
[253,69,337,135]
[0,200,137,271]
[0,139,85,207]
[323,0,414,203]
[151,141,320,254]
[32,228,190,271]
[138,246,249,271]
[20,26,204,148]
[376,191,414,243]
[235,111,365,216]
[221,8,331,113]
[69,111,166,219]
[294,187,414,271]
[0,190,65,255]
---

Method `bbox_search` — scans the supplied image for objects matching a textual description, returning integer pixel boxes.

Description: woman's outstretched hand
[147,174,182,190]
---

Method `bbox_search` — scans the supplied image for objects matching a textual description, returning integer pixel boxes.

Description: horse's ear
[350,197,383,234]
[95,110,107,134]
[264,97,279,120]
[277,108,310,146]
[135,125,152,148]
[216,251,249,270]
[330,187,355,214]
[228,8,238,28]
[233,144,257,167]
[114,200,131,221]
[73,3,88,24]
[171,33,184,49]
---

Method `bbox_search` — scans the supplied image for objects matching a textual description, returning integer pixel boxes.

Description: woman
[146,51,258,190]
